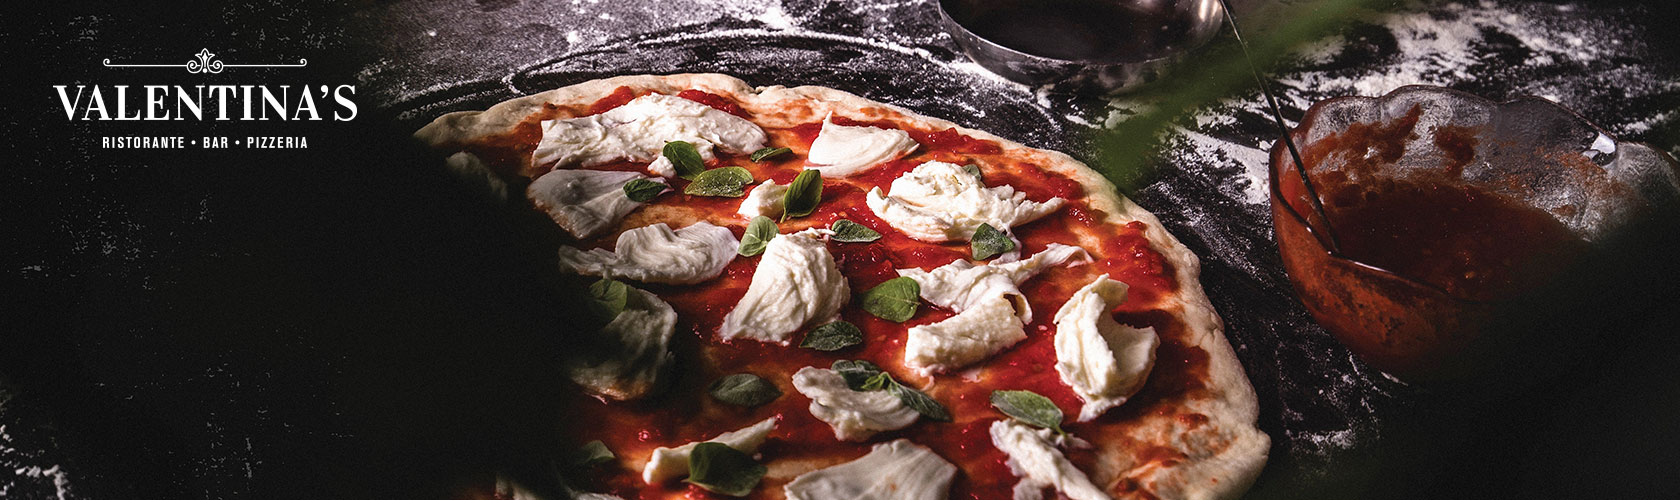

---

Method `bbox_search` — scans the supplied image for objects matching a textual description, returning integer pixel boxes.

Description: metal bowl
[936,0,1226,94]
[1270,85,1680,387]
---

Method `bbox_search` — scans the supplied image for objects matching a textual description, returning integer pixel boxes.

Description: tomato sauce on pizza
[418,74,1267,500]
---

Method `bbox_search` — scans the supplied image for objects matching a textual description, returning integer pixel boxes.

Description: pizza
[416,74,1268,500]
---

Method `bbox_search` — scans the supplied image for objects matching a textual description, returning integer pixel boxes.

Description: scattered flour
[2,420,75,500]
[1275,1,1617,101]
[1177,128,1272,203]
[8,465,74,500]
[1626,110,1676,135]
[343,0,1673,484]
[1104,0,1675,216]
[749,2,796,30]
[1099,0,1674,470]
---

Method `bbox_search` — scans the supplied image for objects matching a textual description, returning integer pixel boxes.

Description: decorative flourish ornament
[186,48,225,74]
[103,48,306,73]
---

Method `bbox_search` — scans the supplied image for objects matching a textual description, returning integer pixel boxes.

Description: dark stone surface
[4,1,1678,499]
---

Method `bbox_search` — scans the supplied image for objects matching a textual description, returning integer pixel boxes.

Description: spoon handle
[1219,0,1342,253]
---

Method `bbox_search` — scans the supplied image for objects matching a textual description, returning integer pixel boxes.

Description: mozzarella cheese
[719,230,849,343]
[565,285,676,401]
[805,117,919,177]
[990,420,1112,500]
[533,93,768,176]
[791,367,919,441]
[736,179,789,218]
[646,154,678,178]
[528,168,661,240]
[556,222,738,285]
[642,417,778,484]
[783,439,957,500]
[899,244,1090,374]
[1053,275,1159,422]
[898,243,1091,323]
[865,161,1064,242]
[903,295,1026,374]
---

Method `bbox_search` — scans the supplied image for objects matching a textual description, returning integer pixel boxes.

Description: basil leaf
[970,223,1015,260]
[800,321,863,351]
[832,359,883,390]
[963,163,984,180]
[684,166,755,197]
[861,277,920,322]
[663,141,707,180]
[860,372,892,391]
[829,219,881,243]
[588,279,628,319]
[832,359,951,421]
[781,169,823,221]
[890,381,952,422]
[738,216,777,257]
[708,373,782,408]
[749,147,791,162]
[571,440,615,467]
[622,178,667,202]
[990,390,1065,435]
[685,442,767,497]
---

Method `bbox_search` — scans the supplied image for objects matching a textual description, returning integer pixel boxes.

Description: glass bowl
[1269,85,1680,386]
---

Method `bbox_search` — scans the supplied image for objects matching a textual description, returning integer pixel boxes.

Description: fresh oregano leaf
[970,223,1015,260]
[571,440,615,467]
[800,321,863,351]
[622,178,667,202]
[588,279,628,318]
[738,216,777,257]
[708,373,782,407]
[749,147,791,162]
[828,219,881,243]
[781,169,823,221]
[963,163,984,180]
[861,277,920,322]
[832,359,884,390]
[684,166,755,197]
[684,442,766,497]
[663,141,706,180]
[890,381,952,422]
[990,390,1065,435]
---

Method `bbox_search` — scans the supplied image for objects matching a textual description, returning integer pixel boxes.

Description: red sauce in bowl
[1274,101,1601,384]
[1314,178,1586,301]
[1287,104,1589,302]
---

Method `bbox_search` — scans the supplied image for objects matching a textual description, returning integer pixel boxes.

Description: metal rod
[1218,0,1342,253]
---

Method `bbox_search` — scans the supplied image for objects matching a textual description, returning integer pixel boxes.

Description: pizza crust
[417,73,1268,500]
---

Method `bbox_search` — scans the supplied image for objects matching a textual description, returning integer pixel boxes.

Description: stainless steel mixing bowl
[937,0,1226,94]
